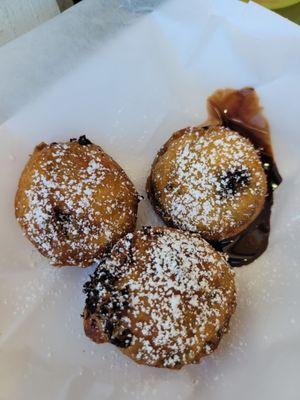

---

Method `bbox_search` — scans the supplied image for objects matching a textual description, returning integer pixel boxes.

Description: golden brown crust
[147,126,267,241]
[15,137,138,267]
[83,227,236,369]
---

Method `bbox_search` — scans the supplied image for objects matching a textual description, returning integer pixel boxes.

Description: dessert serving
[147,125,267,241]
[14,87,282,370]
[83,227,236,369]
[147,88,282,266]
[15,136,138,267]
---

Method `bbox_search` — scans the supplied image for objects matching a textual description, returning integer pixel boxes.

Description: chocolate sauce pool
[205,87,282,267]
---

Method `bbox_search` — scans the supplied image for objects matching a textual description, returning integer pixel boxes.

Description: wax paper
[1,0,300,399]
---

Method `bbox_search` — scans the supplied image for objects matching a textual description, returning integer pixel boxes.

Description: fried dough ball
[83,227,236,369]
[15,136,138,267]
[147,126,267,241]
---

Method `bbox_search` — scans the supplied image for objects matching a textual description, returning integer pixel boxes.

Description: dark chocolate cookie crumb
[78,135,92,146]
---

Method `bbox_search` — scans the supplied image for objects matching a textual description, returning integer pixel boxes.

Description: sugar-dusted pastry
[15,136,138,267]
[83,227,236,369]
[147,126,267,241]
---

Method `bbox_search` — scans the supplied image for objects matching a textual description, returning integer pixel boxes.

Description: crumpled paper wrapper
[1,0,300,399]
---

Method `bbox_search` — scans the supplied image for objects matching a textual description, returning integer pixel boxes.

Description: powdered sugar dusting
[15,139,138,266]
[84,228,236,368]
[151,126,267,239]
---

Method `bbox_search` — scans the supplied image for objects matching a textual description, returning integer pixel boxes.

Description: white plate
[1,0,300,399]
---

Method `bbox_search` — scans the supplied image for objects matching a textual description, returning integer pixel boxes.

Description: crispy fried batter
[15,136,138,267]
[83,227,236,369]
[147,126,267,241]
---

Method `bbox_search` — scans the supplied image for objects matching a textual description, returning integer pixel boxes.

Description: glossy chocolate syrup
[205,87,282,267]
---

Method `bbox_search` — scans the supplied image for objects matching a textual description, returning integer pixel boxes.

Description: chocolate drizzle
[205,87,282,266]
